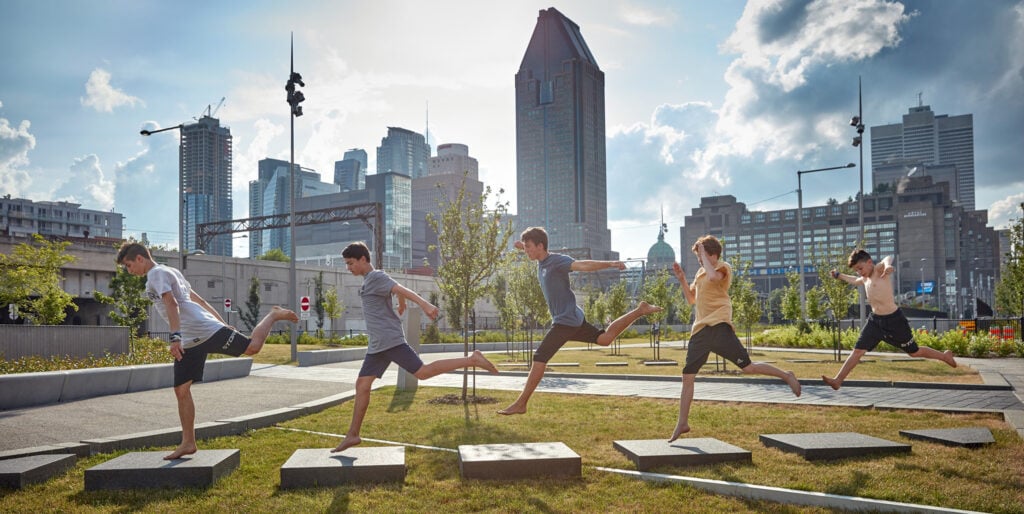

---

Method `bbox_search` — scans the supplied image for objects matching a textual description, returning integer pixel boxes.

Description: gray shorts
[359,344,424,378]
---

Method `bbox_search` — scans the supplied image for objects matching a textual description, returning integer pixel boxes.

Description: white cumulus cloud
[53,154,115,211]
[80,68,144,113]
[0,112,36,197]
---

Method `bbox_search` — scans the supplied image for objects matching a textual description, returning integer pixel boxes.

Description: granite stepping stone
[898,427,995,448]
[84,450,239,490]
[280,447,406,488]
[614,438,751,471]
[759,432,910,461]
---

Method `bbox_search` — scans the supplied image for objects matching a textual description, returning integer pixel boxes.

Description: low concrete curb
[0,357,254,411]
[597,467,981,513]
[296,342,514,367]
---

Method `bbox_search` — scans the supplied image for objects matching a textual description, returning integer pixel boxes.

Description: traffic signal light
[286,72,305,117]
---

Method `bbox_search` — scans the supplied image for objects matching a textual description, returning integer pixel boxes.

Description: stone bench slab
[84,449,239,490]
[759,432,910,461]
[0,442,90,460]
[613,438,752,471]
[643,361,678,366]
[0,454,76,489]
[899,427,995,448]
[280,447,406,488]
[596,362,628,367]
[458,442,581,480]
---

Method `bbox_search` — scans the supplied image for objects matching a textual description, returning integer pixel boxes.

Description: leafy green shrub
[967,333,995,357]
[993,338,1017,358]
[0,337,171,375]
[938,330,969,356]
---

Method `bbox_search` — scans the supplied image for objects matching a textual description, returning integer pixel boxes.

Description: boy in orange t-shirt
[669,235,802,441]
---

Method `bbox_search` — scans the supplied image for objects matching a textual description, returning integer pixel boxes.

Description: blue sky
[1,0,1022,261]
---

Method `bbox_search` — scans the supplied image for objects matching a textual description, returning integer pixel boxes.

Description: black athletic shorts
[359,344,424,378]
[683,323,752,374]
[173,327,252,387]
[534,321,605,363]
[854,308,919,353]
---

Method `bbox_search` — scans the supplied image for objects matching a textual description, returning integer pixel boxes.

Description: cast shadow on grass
[71,484,207,512]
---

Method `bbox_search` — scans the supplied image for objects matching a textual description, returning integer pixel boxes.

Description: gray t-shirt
[538,253,584,326]
[360,269,407,354]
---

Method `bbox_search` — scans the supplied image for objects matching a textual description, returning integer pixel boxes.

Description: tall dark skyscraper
[515,7,615,259]
[180,115,232,256]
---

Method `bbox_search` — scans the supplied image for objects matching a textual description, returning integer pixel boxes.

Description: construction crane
[195,97,226,120]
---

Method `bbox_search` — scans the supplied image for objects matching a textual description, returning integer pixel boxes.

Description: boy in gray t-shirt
[333,242,499,454]
[497,227,663,416]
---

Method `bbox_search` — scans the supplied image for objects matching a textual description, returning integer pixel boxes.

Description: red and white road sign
[224,298,232,310]
[300,296,310,312]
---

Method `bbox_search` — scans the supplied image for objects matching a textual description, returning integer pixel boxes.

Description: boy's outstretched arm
[672,262,696,305]
[830,269,861,286]
[391,283,439,320]
[571,260,625,272]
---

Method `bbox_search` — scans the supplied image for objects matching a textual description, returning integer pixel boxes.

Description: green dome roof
[647,230,676,269]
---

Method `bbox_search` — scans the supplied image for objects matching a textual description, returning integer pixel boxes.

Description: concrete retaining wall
[0,357,253,411]
[0,325,129,360]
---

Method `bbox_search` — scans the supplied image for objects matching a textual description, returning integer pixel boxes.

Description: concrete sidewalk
[1,350,1022,455]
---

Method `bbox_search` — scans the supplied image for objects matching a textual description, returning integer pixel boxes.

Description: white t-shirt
[146,264,224,348]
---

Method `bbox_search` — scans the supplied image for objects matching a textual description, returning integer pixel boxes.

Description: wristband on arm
[169,331,182,343]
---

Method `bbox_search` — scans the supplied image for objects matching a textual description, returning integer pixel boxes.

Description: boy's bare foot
[785,371,802,397]
[637,301,663,316]
[331,435,362,453]
[943,350,957,368]
[272,305,300,323]
[822,375,841,391]
[164,444,197,460]
[497,403,527,416]
[471,350,499,375]
[668,424,690,442]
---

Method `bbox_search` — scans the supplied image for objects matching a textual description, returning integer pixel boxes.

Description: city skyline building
[180,115,233,257]
[376,127,430,179]
[679,175,999,317]
[335,148,368,192]
[413,143,484,269]
[248,158,338,258]
[515,7,615,260]
[343,148,368,172]
[871,104,975,210]
[0,196,123,240]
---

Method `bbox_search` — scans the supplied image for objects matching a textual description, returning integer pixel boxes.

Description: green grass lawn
[3,387,1020,513]
[488,343,983,384]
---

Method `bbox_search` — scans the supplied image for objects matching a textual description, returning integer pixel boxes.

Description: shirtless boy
[822,249,956,390]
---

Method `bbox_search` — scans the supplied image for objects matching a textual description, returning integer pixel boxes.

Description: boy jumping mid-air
[670,235,801,441]
[334,242,498,453]
[823,249,956,390]
[498,227,662,416]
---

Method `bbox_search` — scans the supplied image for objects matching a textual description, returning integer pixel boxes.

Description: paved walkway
[1,349,1022,453]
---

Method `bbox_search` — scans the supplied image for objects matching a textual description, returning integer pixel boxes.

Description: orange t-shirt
[690,260,733,336]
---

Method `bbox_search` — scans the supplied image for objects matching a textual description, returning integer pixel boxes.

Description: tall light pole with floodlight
[286,33,307,361]
[850,76,867,324]
[797,162,856,319]
[140,123,186,270]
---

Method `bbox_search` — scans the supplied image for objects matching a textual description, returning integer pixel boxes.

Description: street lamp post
[140,123,186,270]
[796,163,855,319]
[285,33,307,361]
[850,76,867,325]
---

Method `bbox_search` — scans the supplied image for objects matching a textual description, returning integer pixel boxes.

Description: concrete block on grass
[759,432,910,461]
[614,438,751,471]
[60,367,131,403]
[0,442,90,460]
[213,357,253,380]
[280,447,406,488]
[84,449,239,490]
[0,454,76,489]
[899,427,995,448]
[458,442,581,480]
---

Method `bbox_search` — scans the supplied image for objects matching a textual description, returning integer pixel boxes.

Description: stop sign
[300,296,310,312]
[224,298,231,310]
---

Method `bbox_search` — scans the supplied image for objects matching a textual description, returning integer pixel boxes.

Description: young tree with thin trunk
[427,176,513,401]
